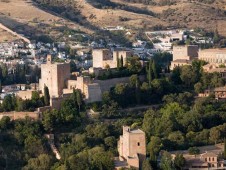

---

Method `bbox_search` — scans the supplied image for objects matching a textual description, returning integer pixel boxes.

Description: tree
[174,153,185,170]
[104,136,117,149]
[42,109,59,132]
[209,127,221,144]
[152,60,158,79]
[171,67,182,85]
[0,116,10,130]
[129,74,139,87]
[32,91,40,101]
[1,64,8,79]
[180,65,197,87]
[194,82,203,93]
[148,136,162,162]
[23,154,53,170]
[224,138,226,160]
[60,99,80,124]
[2,95,16,111]
[188,147,200,155]
[147,60,153,86]
[0,80,2,93]
[168,131,185,148]
[76,90,82,112]
[117,56,120,69]
[142,109,159,137]
[43,85,50,106]
[160,151,174,170]
[71,88,77,106]
[213,29,220,44]
[135,78,141,104]
[142,159,153,170]
[120,55,123,68]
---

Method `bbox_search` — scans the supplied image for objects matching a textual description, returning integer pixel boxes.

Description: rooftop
[171,59,192,63]
[123,126,144,134]
[199,48,226,53]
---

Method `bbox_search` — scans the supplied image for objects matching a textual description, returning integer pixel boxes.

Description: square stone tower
[39,55,70,98]
[118,126,146,169]
[173,45,199,61]
[92,49,112,68]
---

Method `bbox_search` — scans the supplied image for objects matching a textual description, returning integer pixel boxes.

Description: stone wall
[16,90,35,100]
[0,111,40,120]
[93,75,145,93]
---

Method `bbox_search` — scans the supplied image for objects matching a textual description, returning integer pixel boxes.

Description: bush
[188,147,200,155]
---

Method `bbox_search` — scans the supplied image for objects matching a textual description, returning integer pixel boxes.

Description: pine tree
[44,85,50,106]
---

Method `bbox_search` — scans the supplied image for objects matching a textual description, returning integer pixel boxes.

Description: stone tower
[118,126,146,169]
[39,55,71,98]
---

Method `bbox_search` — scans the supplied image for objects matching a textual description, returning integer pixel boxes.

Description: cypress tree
[72,87,77,106]
[120,56,123,68]
[44,85,50,106]
[0,80,2,93]
[135,79,141,104]
[224,138,226,160]
[147,60,153,86]
[152,60,158,79]
[76,90,82,112]
[117,56,120,70]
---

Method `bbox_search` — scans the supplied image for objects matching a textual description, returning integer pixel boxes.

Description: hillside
[0,0,226,40]
[82,0,226,35]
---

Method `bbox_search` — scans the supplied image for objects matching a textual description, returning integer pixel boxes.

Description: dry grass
[0,0,91,41]
[84,0,226,35]
[0,28,17,42]
[75,0,166,29]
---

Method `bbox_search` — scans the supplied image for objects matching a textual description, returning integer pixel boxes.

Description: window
[137,142,140,146]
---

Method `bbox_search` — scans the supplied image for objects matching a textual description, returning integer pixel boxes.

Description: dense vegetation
[0,63,40,85]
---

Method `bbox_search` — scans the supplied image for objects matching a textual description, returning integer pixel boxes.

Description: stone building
[183,152,226,170]
[39,55,70,98]
[93,49,112,68]
[170,45,199,70]
[170,59,192,70]
[199,48,226,64]
[117,126,146,169]
[202,63,226,79]
[92,49,133,69]
[172,45,199,61]
[113,50,132,67]
[199,86,226,100]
